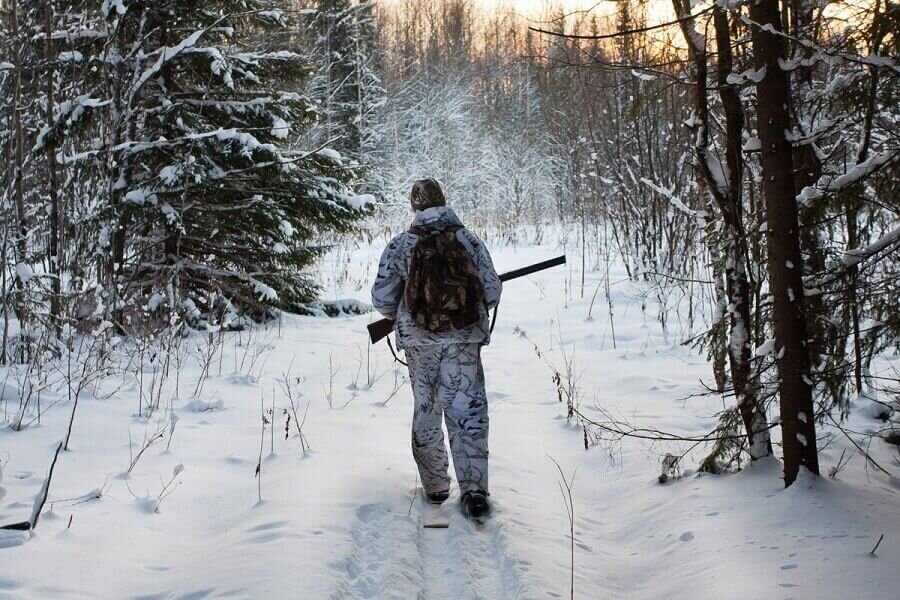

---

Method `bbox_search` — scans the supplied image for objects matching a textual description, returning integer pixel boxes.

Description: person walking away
[371,178,501,519]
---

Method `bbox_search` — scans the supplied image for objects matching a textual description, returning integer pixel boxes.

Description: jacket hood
[411,206,463,231]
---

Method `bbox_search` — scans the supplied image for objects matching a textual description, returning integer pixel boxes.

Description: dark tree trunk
[711,6,771,459]
[45,1,62,336]
[749,0,820,486]
[9,0,30,357]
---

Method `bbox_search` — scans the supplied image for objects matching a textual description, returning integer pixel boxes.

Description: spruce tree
[310,0,384,160]
[90,1,370,323]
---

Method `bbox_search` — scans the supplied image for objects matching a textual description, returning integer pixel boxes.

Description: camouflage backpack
[404,225,484,333]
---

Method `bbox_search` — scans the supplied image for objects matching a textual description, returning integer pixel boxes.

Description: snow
[159,165,180,185]
[124,188,157,206]
[270,116,290,139]
[252,279,278,302]
[279,220,295,239]
[640,178,707,219]
[755,338,776,357]
[1,241,897,598]
[57,51,83,63]
[343,193,376,210]
[258,10,286,25]
[147,293,165,311]
[101,0,127,17]
[726,66,766,85]
[318,148,343,163]
[15,263,34,284]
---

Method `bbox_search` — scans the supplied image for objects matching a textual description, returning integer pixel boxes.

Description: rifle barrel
[498,255,566,282]
[368,254,566,345]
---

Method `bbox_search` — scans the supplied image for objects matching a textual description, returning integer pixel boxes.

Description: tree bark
[45,0,62,336]
[711,6,771,459]
[8,0,30,358]
[748,0,819,486]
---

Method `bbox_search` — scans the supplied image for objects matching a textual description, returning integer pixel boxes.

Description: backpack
[404,225,485,333]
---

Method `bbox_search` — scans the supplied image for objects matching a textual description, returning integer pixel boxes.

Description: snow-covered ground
[1,240,898,599]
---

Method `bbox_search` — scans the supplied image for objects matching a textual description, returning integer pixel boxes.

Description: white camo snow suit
[371,207,501,495]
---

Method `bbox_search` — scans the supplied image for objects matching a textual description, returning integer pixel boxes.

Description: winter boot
[461,490,490,518]
[427,490,450,505]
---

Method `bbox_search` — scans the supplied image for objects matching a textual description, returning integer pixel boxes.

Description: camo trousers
[406,343,489,495]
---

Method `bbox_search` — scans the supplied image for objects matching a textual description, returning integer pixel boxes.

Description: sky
[475,0,676,24]
[477,0,617,17]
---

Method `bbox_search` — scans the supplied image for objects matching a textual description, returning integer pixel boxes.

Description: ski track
[447,508,526,600]
[330,492,526,599]
[329,502,422,600]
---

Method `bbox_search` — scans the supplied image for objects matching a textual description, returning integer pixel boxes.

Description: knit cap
[409,178,446,211]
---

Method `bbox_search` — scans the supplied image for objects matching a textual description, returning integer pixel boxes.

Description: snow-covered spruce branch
[640,178,708,220]
[529,6,714,41]
[842,225,900,269]
[737,14,900,75]
[125,20,226,110]
[804,225,900,290]
[797,149,899,206]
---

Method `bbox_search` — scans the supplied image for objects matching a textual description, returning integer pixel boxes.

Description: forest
[0,1,898,598]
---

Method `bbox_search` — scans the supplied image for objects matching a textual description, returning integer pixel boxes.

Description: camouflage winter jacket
[371,207,502,349]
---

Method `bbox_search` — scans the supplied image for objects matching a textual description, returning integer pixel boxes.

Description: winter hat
[409,178,446,211]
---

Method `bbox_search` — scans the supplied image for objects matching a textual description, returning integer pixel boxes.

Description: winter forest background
[0,0,898,597]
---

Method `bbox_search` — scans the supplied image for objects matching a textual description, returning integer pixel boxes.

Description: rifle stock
[367,317,396,345]
[367,254,566,345]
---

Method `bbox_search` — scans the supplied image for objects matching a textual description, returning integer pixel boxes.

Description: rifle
[367,255,566,344]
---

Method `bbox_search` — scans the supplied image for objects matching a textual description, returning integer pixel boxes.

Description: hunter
[371,178,502,519]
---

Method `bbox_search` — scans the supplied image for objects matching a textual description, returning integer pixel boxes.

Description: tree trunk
[673,0,772,460]
[749,0,819,486]
[10,0,30,353]
[712,6,772,459]
[845,0,887,399]
[46,1,62,337]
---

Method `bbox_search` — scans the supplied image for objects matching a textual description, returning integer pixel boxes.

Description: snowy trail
[328,490,524,600]
[329,503,422,599]
[1,243,898,599]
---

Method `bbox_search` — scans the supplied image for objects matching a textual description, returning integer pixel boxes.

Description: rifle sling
[386,336,407,366]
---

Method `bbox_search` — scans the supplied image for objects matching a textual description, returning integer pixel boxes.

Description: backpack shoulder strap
[409,224,461,237]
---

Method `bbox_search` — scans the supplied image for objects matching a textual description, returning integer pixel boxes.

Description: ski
[420,493,450,529]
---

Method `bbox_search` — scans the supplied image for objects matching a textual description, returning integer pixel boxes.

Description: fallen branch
[870,533,884,556]
[1,441,63,531]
